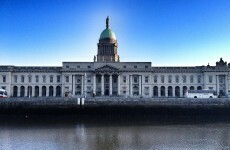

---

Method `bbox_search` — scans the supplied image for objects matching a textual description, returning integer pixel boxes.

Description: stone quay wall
[0,97,230,109]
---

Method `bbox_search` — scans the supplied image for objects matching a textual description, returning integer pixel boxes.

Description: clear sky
[0,0,230,66]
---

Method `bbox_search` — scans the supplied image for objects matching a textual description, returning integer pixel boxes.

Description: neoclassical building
[1,17,230,98]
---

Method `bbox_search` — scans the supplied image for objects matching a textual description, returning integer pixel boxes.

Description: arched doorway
[20,86,25,97]
[49,86,53,96]
[190,86,194,90]
[42,86,46,97]
[27,86,32,97]
[161,86,165,97]
[35,86,39,97]
[56,86,61,97]
[183,86,187,96]
[153,86,158,97]
[175,86,180,97]
[13,86,18,97]
[168,86,173,97]
[197,86,202,90]
[105,85,109,96]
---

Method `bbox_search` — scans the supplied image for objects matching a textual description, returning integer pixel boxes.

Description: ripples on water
[0,115,230,150]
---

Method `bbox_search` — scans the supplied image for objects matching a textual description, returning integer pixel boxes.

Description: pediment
[95,65,119,72]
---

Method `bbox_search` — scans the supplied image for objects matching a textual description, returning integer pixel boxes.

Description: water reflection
[0,116,230,150]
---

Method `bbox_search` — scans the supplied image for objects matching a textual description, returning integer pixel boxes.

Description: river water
[0,115,230,150]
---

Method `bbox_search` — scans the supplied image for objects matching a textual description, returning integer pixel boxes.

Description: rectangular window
[77,65,80,68]
[197,75,201,83]
[28,76,32,83]
[175,75,179,83]
[1,86,6,90]
[2,75,6,83]
[209,75,213,83]
[14,75,17,83]
[190,76,193,83]
[21,75,24,83]
[161,76,164,83]
[43,75,46,83]
[36,75,39,83]
[145,65,148,69]
[123,76,126,83]
[145,76,149,83]
[57,76,60,83]
[134,77,138,83]
[113,77,117,83]
[88,65,91,68]
[66,76,69,83]
[183,75,186,83]
[168,75,172,83]
[50,76,53,83]
[134,66,137,68]
[98,77,101,83]
[87,76,91,83]
[123,86,126,94]
[154,75,157,83]
[123,65,126,68]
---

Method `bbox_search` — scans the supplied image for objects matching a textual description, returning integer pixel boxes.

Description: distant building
[0,17,230,98]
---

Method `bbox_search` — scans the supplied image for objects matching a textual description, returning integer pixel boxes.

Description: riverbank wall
[1,97,230,115]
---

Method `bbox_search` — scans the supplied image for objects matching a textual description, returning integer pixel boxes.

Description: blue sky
[0,0,230,66]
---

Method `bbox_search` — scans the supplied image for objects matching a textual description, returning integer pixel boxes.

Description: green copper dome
[99,28,116,40]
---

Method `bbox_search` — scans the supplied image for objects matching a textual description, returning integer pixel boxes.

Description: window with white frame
[209,75,213,83]
[123,76,126,83]
[197,75,201,83]
[145,76,149,83]
[50,76,53,83]
[161,75,164,83]
[2,75,6,83]
[168,75,172,83]
[21,75,24,83]
[43,75,46,83]
[35,75,39,83]
[57,75,61,83]
[14,75,17,83]
[66,76,69,83]
[175,75,179,83]
[183,75,186,83]
[154,75,157,83]
[190,75,194,83]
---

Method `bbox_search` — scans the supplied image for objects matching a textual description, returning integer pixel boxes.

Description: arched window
[197,86,202,90]
[161,86,165,97]
[49,86,54,96]
[20,86,25,97]
[153,86,158,97]
[190,86,194,90]
[56,86,61,97]
[42,86,46,97]
[175,86,180,97]
[168,86,173,97]
[13,86,18,97]
[35,86,39,97]
[183,86,187,96]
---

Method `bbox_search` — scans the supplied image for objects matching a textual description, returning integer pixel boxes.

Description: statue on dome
[106,16,109,28]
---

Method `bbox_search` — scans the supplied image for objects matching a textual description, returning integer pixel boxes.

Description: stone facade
[0,18,230,98]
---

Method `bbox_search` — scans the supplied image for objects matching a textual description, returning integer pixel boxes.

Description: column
[139,75,141,96]
[216,75,219,95]
[130,75,132,96]
[25,86,28,97]
[93,74,96,95]
[180,86,183,97]
[101,74,104,96]
[72,75,75,96]
[81,75,84,96]
[32,86,35,97]
[172,87,175,97]
[39,86,42,97]
[165,86,168,97]
[225,75,228,96]
[54,86,56,97]
[109,74,112,95]
[158,86,161,97]
[117,75,120,95]
[17,86,20,97]
[45,87,48,97]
